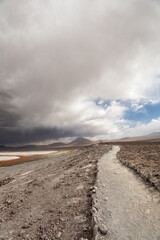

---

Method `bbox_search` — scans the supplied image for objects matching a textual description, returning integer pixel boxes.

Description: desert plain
[0,142,159,240]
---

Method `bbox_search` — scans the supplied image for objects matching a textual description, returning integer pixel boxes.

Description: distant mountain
[120,137,129,140]
[0,138,92,150]
[148,132,160,136]
[48,138,92,148]
[69,137,92,146]
[19,144,39,149]
[0,145,7,149]
[48,142,66,147]
[113,133,160,142]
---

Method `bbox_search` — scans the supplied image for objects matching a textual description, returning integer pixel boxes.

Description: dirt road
[93,146,160,240]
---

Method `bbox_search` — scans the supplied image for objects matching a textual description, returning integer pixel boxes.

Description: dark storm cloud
[0,91,20,128]
[0,126,99,145]
[0,127,73,145]
[0,0,160,144]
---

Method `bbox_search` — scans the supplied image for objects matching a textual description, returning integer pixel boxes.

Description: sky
[0,0,160,145]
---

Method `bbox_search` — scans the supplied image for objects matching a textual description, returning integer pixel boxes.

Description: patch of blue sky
[124,101,160,123]
[95,98,128,111]
[95,98,113,108]
[95,98,160,124]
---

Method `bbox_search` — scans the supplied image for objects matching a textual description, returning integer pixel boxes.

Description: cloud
[98,99,104,105]
[119,117,160,138]
[0,0,160,144]
[131,103,144,112]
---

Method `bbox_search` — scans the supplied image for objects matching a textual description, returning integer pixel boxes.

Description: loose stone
[98,224,108,235]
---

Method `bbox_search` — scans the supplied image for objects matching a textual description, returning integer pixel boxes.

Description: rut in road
[93,146,160,240]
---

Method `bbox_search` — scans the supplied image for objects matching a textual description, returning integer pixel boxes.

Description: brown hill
[48,142,66,147]
[106,133,160,143]
[69,137,92,146]
[120,134,160,142]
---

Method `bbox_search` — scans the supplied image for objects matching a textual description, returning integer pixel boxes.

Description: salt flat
[0,151,57,156]
[0,156,20,161]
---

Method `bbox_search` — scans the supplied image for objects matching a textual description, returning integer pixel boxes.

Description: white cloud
[131,103,144,112]
[119,117,160,138]
[98,99,104,105]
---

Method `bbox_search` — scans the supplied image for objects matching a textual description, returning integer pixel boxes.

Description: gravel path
[93,146,160,240]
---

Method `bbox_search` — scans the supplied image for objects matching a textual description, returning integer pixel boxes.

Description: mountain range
[111,133,160,143]
[0,137,92,150]
[1,132,160,150]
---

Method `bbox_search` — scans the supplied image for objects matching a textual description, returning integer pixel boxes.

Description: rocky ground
[117,142,160,191]
[0,144,111,240]
[1,142,159,240]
